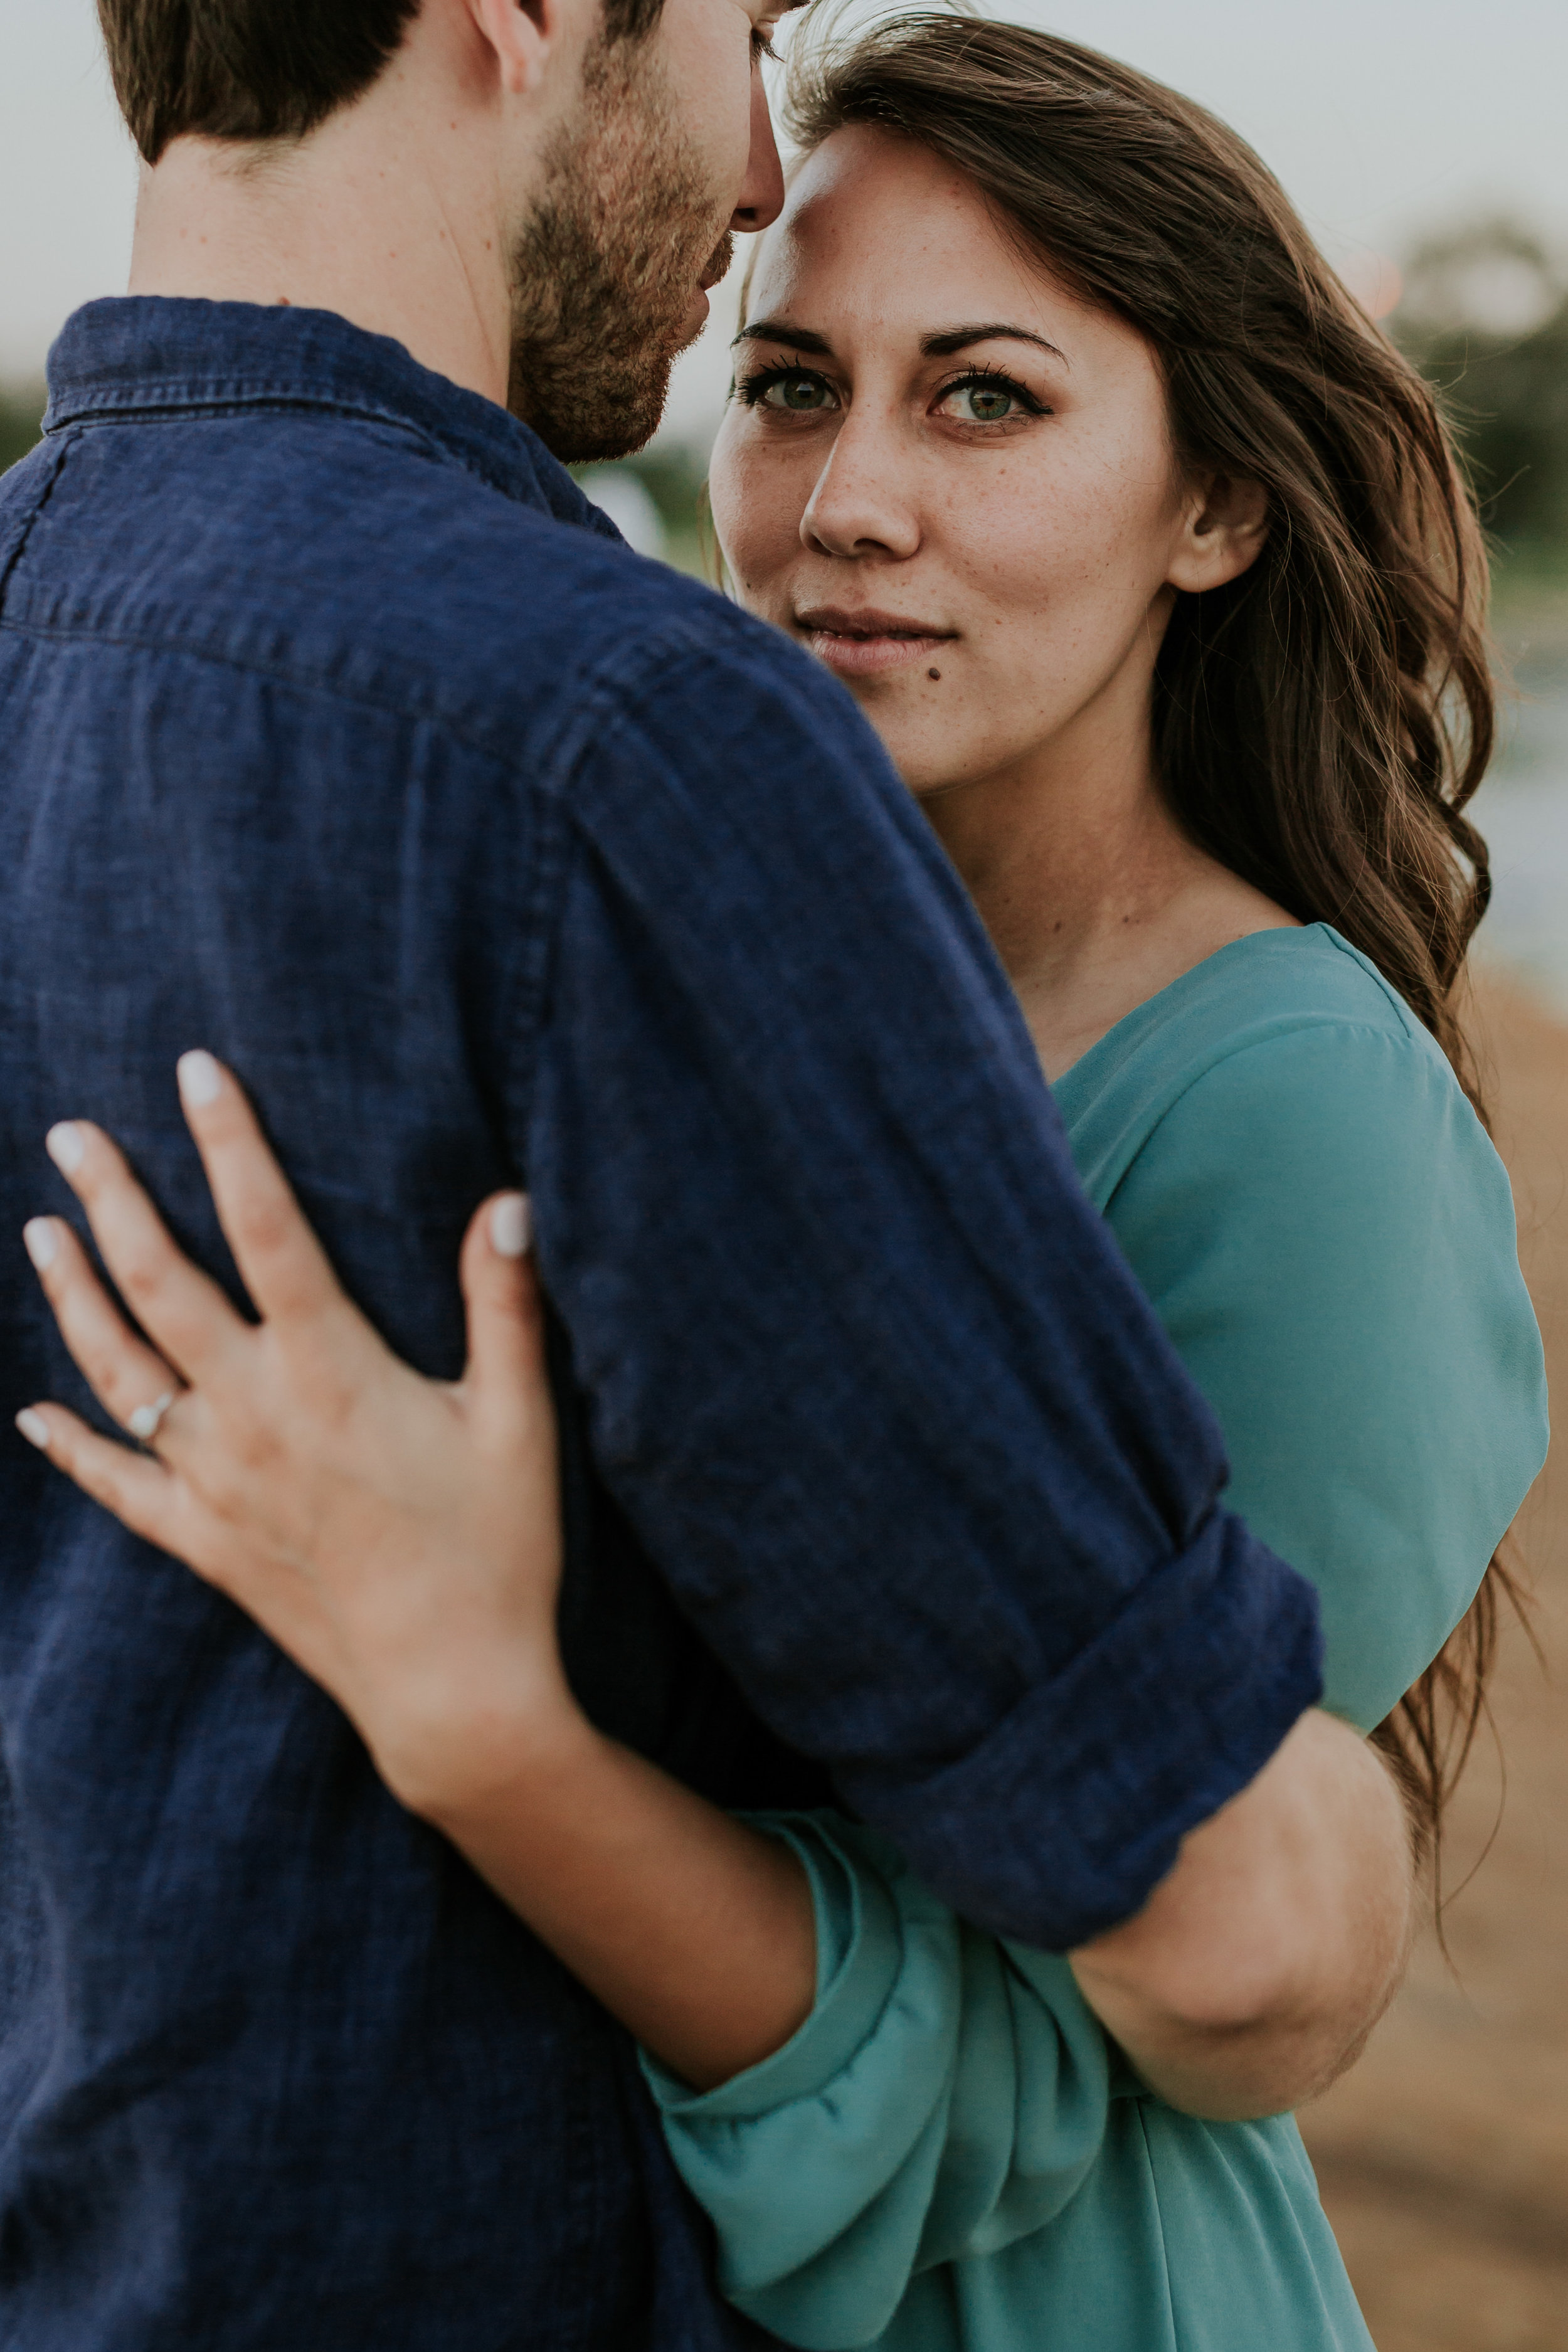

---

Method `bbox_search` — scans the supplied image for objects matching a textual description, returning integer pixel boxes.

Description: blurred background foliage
[0,383,45,473]
[1394,216,1568,566]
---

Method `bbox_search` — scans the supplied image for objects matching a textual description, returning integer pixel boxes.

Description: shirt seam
[0,610,559,765]
[44,396,558,513]
[536,612,775,773]
[1,596,746,1171]
[1313,926,1422,1036]
[506,623,763,1161]
[1102,1014,1448,1216]
[0,432,75,612]
[512,617,876,1184]
[2,583,726,768]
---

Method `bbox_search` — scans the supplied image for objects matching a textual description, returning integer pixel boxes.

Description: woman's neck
[924,731,1296,1081]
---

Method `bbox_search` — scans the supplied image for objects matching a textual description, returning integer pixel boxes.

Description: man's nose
[729,70,785,234]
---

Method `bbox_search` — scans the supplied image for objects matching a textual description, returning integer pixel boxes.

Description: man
[0,3,1395,2344]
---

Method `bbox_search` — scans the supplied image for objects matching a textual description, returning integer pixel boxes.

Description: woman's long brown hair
[785,13,1527,1862]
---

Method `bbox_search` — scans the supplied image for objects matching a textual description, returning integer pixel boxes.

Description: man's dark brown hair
[98,0,662,166]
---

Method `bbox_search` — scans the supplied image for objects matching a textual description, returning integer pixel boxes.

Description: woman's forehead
[747,130,1038,318]
[742,131,1120,365]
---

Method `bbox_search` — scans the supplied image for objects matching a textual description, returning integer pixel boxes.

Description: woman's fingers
[14,1401,183,1555]
[23,1212,193,1436]
[42,1120,245,1385]
[173,1054,344,1330]
[458,1193,551,1449]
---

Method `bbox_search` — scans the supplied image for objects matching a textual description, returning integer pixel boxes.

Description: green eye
[948,383,1017,422]
[763,373,835,413]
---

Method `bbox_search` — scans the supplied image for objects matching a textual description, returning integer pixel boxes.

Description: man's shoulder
[277,421,810,751]
[17,406,815,771]
[367,460,822,768]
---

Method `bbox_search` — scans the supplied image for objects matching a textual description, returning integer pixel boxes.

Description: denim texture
[0,299,1322,2349]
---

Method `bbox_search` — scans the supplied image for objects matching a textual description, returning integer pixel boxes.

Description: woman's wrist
[371,1655,594,1827]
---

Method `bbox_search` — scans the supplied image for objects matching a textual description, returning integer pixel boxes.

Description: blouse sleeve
[642,1811,1111,2351]
[1101,1016,1547,1728]
[644,1004,1545,2349]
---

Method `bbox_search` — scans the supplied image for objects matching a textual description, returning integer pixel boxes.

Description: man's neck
[127,32,531,407]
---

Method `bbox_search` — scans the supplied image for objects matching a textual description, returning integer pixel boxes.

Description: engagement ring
[127,1389,179,1444]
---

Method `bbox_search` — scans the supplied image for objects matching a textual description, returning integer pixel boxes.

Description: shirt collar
[44,295,617,534]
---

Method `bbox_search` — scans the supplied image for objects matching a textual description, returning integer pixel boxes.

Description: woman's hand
[16,1051,574,1817]
[16,1055,820,2089]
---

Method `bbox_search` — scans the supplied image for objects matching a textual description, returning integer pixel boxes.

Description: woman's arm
[429,1697,1411,2114]
[18,1059,1407,2110]
[1072,1706,1413,2119]
[418,1721,819,2091]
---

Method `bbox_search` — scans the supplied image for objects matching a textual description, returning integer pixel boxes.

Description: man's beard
[508,34,733,464]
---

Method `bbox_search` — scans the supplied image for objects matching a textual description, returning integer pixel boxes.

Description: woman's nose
[801,423,923,561]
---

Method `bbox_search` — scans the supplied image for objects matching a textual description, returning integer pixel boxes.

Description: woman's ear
[1167,472,1269,594]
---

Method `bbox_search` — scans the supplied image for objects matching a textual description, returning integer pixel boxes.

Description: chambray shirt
[0,299,1320,2352]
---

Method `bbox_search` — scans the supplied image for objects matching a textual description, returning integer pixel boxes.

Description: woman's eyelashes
[933,367,1051,425]
[736,364,841,415]
[733,360,1051,426]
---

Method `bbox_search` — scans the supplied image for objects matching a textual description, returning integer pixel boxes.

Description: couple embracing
[0,1,1546,2348]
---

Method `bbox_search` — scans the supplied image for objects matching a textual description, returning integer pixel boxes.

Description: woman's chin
[850,705,958,800]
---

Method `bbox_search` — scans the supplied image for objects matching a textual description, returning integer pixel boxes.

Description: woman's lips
[799,614,956,677]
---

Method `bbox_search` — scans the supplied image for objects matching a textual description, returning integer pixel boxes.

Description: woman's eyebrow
[921,323,1067,363]
[732,320,833,354]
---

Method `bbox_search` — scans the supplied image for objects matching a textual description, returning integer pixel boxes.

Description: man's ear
[1167,471,1269,595]
[469,0,563,95]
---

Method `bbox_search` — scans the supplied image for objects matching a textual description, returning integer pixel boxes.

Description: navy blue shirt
[0,299,1321,2349]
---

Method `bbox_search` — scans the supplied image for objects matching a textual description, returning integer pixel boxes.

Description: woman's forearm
[415,1703,1411,2114]
[416,1717,817,2091]
[1069,1708,1414,2120]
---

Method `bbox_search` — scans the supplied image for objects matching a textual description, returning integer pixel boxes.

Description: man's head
[98,1,432,163]
[97,0,789,455]
[505,14,747,459]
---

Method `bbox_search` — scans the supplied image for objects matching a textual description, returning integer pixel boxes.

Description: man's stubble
[508,33,734,464]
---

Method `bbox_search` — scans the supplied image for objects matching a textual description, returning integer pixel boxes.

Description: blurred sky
[6,0,1568,442]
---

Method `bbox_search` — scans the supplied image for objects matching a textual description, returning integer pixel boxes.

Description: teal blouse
[645,926,1549,2352]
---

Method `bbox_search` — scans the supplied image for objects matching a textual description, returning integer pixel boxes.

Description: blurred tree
[1394,219,1568,554]
[0,384,45,474]
[572,442,712,575]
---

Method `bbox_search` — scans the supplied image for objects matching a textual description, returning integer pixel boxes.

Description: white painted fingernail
[45,1123,85,1176]
[177,1051,223,1110]
[15,1410,50,1451]
[490,1194,532,1258]
[23,1219,60,1271]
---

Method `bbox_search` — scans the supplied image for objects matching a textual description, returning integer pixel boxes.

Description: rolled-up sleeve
[643,1814,1111,2351]
[522,612,1322,1948]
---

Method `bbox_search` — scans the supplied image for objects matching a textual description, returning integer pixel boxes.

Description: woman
[17,18,1547,2351]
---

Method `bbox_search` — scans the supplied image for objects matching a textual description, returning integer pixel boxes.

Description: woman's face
[709,128,1214,799]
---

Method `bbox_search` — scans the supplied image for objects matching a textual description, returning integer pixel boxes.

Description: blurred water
[1475,633,1568,1010]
